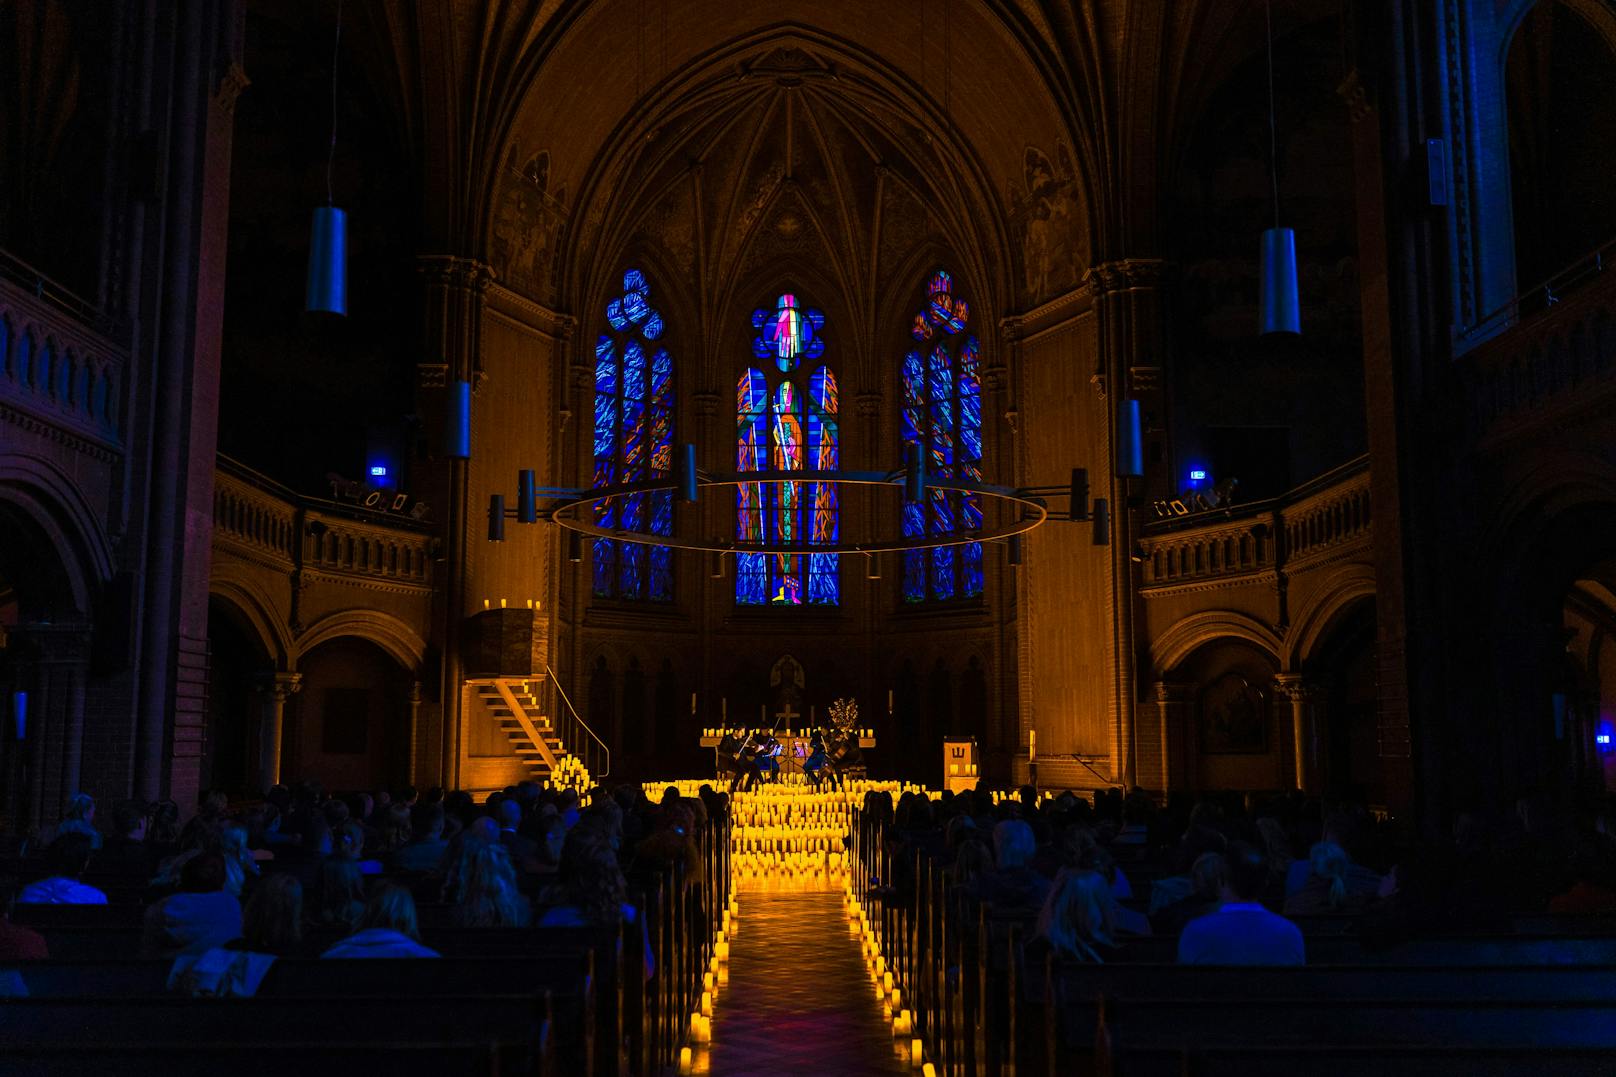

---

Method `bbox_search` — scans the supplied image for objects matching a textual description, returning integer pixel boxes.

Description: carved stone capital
[215,62,251,114]
[1128,366,1162,394]
[1153,681,1195,704]
[1336,70,1372,125]
[416,255,493,293]
[417,362,448,390]
[1272,673,1323,703]
[983,363,1007,393]
[693,390,722,418]
[854,391,882,419]
[1083,258,1171,297]
[257,672,303,702]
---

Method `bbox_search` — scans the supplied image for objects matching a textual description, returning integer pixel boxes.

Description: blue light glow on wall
[369,465,388,478]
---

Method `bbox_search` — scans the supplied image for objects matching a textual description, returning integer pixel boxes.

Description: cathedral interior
[2,0,1616,833]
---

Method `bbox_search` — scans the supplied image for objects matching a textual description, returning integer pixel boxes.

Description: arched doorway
[203,596,274,796]
[286,636,412,794]
[1303,598,1381,806]
[0,493,94,835]
[1168,638,1284,793]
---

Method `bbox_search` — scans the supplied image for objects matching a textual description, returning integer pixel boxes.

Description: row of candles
[699,725,877,739]
[847,885,936,1072]
[678,894,741,1073]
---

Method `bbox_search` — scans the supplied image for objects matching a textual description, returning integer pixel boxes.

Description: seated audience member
[228,873,304,956]
[539,829,655,975]
[1284,812,1359,897]
[449,841,532,928]
[53,792,102,849]
[1149,824,1227,915]
[389,804,449,873]
[320,883,439,959]
[497,797,541,872]
[378,801,413,854]
[1152,852,1228,937]
[19,834,107,905]
[529,812,567,877]
[1036,869,1120,962]
[0,876,48,958]
[314,857,367,932]
[98,800,154,876]
[180,789,230,849]
[975,819,1052,915]
[1179,842,1304,966]
[218,822,262,897]
[146,799,183,860]
[1284,840,1383,915]
[143,852,243,957]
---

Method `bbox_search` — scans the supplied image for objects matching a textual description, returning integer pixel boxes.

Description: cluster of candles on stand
[699,726,876,740]
[846,884,936,1072]
[678,894,741,1074]
[546,753,591,795]
[479,598,540,610]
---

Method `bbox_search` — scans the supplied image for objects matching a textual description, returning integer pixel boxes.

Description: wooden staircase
[466,678,568,782]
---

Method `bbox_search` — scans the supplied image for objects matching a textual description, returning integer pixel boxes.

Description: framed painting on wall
[1198,671,1268,754]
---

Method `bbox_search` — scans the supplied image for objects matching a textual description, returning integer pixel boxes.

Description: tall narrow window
[902,270,983,603]
[737,292,839,606]
[592,268,673,601]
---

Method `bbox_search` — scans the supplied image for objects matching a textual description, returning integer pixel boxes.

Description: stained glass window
[737,292,839,606]
[593,268,673,601]
[902,270,983,603]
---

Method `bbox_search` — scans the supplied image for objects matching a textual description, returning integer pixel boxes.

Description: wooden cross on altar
[773,702,801,727]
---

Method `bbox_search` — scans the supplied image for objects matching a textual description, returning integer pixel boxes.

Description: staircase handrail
[544,662,610,779]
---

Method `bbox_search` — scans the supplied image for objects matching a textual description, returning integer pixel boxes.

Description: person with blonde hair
[321,883,439,958]
[449,840,531,928]
[1036,869,1118,963]
[1284,840,1382,915]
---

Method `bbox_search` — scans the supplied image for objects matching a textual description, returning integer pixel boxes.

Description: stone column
[1150,681,1196,795]
[257,672,302,791]
[1273,673,1324,794]
[407,679,423,785]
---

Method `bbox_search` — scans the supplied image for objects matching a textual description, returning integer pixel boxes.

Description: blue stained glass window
[738,292,838,606]
[593,268,674,601]
[901,269,984,604]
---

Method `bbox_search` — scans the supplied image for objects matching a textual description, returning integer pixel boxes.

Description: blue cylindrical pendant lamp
[305,206,348,316]
[487,494,505,542]
[1116,398,1144,478]
[517,469,537,524]
[904,443,926,504]
[1259,226,1301,336]
[678,444,699,502]
[445,379,471,459]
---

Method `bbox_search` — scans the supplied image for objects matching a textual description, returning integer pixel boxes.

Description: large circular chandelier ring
[545,469,1047,556]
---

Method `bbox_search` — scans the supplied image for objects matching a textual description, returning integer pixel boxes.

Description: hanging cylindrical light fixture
[904,443,926,504]
[1115,398,1144,478]
[678,444,699,502]
[517,469,537,524]
[1259,0,1300,337]
[1007,534,1023,566]
[445,380,471,459]
[567,530,583,563]
[709,551,727,579]
[305,207,347,316]
[865,553,881,580]
[1092,498,1111,546]
[487,494,506,542]
[305,0,348,317]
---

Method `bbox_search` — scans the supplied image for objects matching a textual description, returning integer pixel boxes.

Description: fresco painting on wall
[1199,671,1268,754]
[492,149,568,299]
[1008,142,1085,305]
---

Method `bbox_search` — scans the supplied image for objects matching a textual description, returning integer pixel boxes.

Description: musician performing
[709,697,869,792]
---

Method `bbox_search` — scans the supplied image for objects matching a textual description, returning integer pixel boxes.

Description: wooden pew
[4,1041,507,1077]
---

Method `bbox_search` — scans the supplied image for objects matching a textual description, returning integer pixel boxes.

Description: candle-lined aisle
[693,891,915,1076]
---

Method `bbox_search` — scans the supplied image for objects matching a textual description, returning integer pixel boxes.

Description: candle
[691,691,697,714]
[701,990,713,1017]
[911,1038,923,1066]
[500,598,507,608]
[1029,727,1037,761]
[693,1013,711,1043]
[888,688,894,712]
[483,598,490,609]
[680,1047,693,1074]
[923,1064,937,1077]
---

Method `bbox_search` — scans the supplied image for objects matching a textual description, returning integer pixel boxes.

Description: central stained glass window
[736,292,839,606]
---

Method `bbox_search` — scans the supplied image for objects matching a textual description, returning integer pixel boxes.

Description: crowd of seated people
[868,784,1616,968]
[1,779,731,997]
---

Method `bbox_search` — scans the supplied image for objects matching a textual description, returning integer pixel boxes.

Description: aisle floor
[705,891,914,1076]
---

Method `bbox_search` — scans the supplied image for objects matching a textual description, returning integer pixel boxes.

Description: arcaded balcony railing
[1460,236,1616,439]
[1138,456,1370,589]
[0,252,126,447]
[214,457,434,585]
